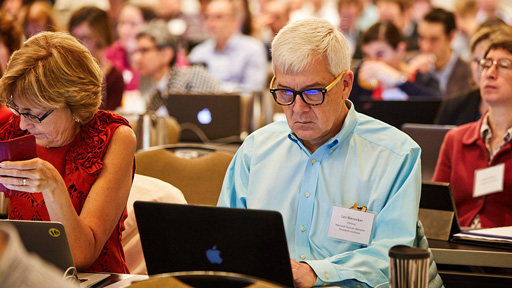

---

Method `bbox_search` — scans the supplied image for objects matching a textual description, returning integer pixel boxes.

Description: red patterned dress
[0,110,134,273]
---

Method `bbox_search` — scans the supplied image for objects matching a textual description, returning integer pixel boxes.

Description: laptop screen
[165,93,242,143]
[134,201,295,287]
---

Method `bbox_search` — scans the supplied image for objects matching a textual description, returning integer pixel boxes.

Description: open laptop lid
[165,93,242,143]
[356,97,442,129]
[402,123,455,181]
[1,220,77,275]
[134,201,295,287]
[419,181,461,241]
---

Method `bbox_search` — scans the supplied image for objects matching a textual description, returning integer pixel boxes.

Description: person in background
[0,31,137,273]
[452,0,479,61]
[434,20,510,126]
[289,0,340,27]
[409,8,473,99]
[337,0,363,58]
[133,19,220,115]
[69,6,125,111]
[0,0,23,21]
[254,0,290,61]
[350,21,440,106]
[433,31,512,229]
[375,0,419,51]
[0,11,23,127]
[218,18,421,288]
[104,3,156,92]
[18,0,60,39]
[188,0,267,92]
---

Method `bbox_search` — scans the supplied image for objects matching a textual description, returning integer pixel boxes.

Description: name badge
[473,163,505,198]
[327,206,375,245]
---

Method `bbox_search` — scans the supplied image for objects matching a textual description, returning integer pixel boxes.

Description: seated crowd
[0,0,511,287]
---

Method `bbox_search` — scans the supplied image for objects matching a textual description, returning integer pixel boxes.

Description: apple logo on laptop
[197,108,212,125]
[206,245,223,264]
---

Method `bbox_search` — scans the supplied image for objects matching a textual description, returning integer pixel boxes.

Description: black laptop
[402,123,455,181]
[356,97,442,129]
[134,201,295,287]
[419,181,461,241]
[165,93,242,143]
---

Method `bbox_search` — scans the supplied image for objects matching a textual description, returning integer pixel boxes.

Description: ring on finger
[22,178,27,186]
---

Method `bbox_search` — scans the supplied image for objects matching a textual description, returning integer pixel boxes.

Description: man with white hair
[218,18,422,288]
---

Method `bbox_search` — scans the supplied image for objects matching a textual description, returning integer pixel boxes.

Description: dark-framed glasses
[478,58,512,73]
[6,96,54,123]
[269,72,345,106]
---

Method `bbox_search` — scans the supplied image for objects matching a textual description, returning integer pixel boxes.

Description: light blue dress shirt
[188,33,268,92]
[218,101,422,287]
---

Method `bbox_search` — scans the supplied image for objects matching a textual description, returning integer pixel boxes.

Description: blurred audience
[351,21,440,106]
[154,0,194,65]
[69,6,124,111]
[435,20,510,126]
[434,29,512,229]
[375,0,418,51]
[104,3,156,92]
[357,0,379,32]
[0,11,23,127]
[18,0,60,39]
[289,0,339,26]
[409,8,473,99]
[133,19,220,115]
[452,0,479,61]
[188,0,267,92]
[1,0,23,21]
[476,0,511,24]
[254,0,290,60]
[337,0,363,57]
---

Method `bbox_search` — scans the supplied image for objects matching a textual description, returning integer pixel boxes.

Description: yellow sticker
[49,228,61,237]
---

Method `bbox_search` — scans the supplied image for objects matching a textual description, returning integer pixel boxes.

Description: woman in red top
[433,29,512,228]
[0,32,137,273]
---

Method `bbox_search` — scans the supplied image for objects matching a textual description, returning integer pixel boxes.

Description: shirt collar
[287,100,356,154]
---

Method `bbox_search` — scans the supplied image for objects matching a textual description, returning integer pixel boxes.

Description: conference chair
[123,174,187,274]
[135,144,235,206]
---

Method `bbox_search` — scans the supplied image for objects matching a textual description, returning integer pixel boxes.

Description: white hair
[271,18,351,76]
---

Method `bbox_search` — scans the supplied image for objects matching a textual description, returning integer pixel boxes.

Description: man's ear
[342,71,354,99]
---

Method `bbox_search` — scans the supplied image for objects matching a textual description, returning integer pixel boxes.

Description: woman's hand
[0,158,67,194]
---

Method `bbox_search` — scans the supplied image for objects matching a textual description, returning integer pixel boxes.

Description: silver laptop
[1,220,110,288]
[402,123,455,180]
[134,201,295,287]
[165,93,242,143]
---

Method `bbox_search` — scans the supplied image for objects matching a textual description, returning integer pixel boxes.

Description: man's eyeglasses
[478,58,512,73]
[6,97,54,123]
[269,72,345,106]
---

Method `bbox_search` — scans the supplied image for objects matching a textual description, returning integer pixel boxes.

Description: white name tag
[327,206,375,245]
[473,163,505,197]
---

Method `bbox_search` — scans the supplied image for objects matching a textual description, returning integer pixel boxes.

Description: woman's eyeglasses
[6,97,54,123]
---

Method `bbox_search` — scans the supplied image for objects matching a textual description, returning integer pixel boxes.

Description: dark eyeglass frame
[6,96,54,123]
[269,72,345,106]
[478,58,512,73]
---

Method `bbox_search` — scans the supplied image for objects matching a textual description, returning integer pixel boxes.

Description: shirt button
[325,273,330,279]
[301,226,306,232]
[305,192,310,197]
[330,149,334,154]
[301,255,306,260]
[322,283,327,286]
[356,285,361,288]
[312,159,316,164]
